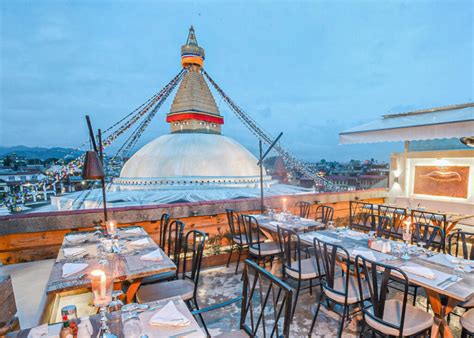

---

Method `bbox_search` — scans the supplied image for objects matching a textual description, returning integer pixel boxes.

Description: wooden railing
[0,188,386,265]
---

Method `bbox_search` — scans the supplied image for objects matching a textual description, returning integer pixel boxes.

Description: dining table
[253,213,325,234]
[41,226,176,324]
[299,228,474,338]
[8,296,206,338]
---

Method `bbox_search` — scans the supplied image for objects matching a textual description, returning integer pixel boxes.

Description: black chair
[314,205,334,226]
[355,255,433,337]
[136,229,209,335]
[461,309,474,337]
[225,208,249,274]
[349,201,374,232]
[295,201,311,218]
[447,229,474,260]
[309,238,370,338]
[158,213,170,248]
[377,205,407,240]
[239,259,293,337]
[277,227,321,320]
[448,230,474,309]
[242,214,281,266]
[411,210,447,236]
[141,220,185,285]
[374,214,393,239]
[412,223,445,253]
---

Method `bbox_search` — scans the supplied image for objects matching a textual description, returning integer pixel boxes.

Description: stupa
[113,27,272,190]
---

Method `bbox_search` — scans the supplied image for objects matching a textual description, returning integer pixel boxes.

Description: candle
[90,269,107,306]
[106,220,117,235]
[282,198,287,211]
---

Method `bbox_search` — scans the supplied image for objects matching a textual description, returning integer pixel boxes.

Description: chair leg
[308,294,322,337]
[226,244,234,267]
[291,280,301,321]
[412,286,418,306]
[309,279,313,296]
[234,247,242,275]
[193,297,210,337]
[359,320,366,338]
[338,304,347,338]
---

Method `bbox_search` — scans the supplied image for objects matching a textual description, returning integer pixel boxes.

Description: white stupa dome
[114,133,272,190]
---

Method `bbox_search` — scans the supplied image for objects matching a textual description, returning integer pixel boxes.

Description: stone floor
[196,262,464,337]
[4,259,465,337]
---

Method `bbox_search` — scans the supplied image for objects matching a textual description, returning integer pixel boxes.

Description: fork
[437,276,458,288]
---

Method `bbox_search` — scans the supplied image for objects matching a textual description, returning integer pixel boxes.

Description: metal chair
[377,205,407,240]
[314,205,334,226]
[355,255,433,338]
[448,229,474,260]
[349,201,374,232]
[225,208,249,274]
[136,230,209,335]
[448,230,474,309]
[240,259,293,337]
[461,309,474,337]
[412,222,445,253]
[141,220,185,285]
[242,214,281,266]
[295,201,311,218]
[158,213,170,248]
[309,237,370,338]
[374,214,393,239]
[277,226,321,320]
[411,210,447,236]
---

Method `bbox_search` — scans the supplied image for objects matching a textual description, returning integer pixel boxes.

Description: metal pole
[259,140,264,213]
[98,129,108,222]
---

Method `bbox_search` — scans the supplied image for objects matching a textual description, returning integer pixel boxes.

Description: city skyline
[1,0,472,161]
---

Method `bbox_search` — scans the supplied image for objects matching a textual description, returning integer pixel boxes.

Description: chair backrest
[355,255,410,338]
[226,208,246,244]
[313,237,351,302]
[163,220,185,264]
[241,215,265,256]
[349,201,375,231]
[158,213,170,248]
[377,205,406,239]
[412,223,445,252]
[295,201,311,218]
[374,215,393,239]
[277,227,303,278]
[180,230,207,296]
[315,205,334,225]
[447,229,474,260]
[241,259,293,338]
[411,210,447,233]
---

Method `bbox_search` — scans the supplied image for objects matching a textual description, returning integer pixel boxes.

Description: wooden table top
[45,226,176,295]
[253,214,325,233]
[299,229,474,302]
[8,296,206,338]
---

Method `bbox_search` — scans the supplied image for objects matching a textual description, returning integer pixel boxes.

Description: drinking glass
[327,221,335,231]
[122,304,142,338]
[108,290,124,312]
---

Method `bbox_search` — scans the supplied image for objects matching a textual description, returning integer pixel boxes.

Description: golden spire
[181,26,205,68]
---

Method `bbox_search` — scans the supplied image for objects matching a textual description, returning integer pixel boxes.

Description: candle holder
[89,268,117,338]
[401,220,412,261]
[106,220,121,254]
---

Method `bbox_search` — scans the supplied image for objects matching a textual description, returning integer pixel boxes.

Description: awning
[339,103,474,144]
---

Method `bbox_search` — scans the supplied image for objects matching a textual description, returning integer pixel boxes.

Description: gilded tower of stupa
[166,26,224,134]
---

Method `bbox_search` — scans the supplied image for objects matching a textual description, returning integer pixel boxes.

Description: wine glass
[122,303,142,338]
[108,290,124,312]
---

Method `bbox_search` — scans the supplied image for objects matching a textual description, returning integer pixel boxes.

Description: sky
[0,0,472,162]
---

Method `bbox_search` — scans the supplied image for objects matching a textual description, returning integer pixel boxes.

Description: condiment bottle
[60,315,74,338]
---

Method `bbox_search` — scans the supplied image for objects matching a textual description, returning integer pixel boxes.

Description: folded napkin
[62,262,88,278]
[401,265,436,280]
[300,218,315,223]
[352,249,377,261]
[445,255,473,272]
[123,227,142,234]
[345,229,366,237]
[63,247,86,258]
[314,234,341,243]
[66,234,87,243]
[140,249,163,262]
[130,238,149,247]
[28,324,48,338]
[269,221,285,227]
[149,301,190,327]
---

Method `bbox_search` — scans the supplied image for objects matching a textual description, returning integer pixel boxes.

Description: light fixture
[460,136,474,147]
[82,151,104,180]
[393,177,399,184]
